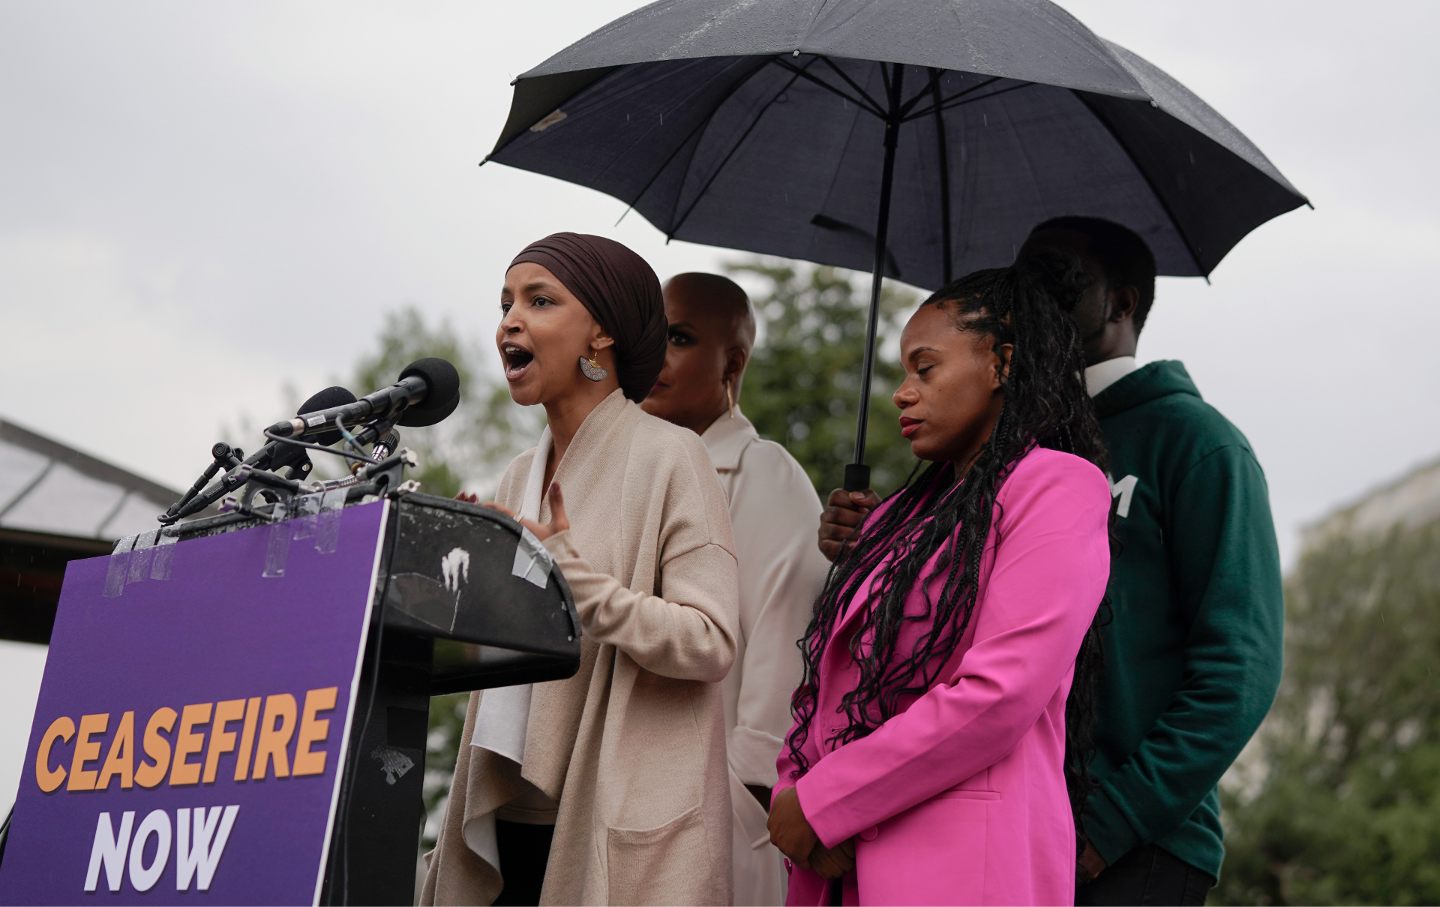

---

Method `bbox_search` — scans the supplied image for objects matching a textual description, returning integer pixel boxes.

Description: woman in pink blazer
[769,255,1113,905]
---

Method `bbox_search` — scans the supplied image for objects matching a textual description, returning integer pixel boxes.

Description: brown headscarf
[509,232,666,402]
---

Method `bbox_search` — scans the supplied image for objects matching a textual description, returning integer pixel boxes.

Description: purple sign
[0,501,389,905]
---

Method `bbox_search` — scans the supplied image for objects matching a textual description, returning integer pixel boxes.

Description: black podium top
[167,490,581,694]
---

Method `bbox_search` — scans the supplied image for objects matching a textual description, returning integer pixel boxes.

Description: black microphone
[265,358,461,439]
[165,386,357,522]
[264,386,357,473]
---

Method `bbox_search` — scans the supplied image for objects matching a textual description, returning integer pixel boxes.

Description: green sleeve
[1085,444,1285,863]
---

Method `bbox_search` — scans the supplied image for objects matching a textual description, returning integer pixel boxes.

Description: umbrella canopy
[490,0,1307,284]
[486,0,1308,484]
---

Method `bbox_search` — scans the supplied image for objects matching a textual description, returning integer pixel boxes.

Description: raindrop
[983,113,989,127]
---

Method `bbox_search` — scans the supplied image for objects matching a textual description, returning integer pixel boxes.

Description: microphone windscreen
[299,385,357,445]
[396,358,461,427]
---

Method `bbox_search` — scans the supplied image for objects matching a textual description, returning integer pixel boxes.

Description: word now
[35,687,338,793]
[85,805,239,893]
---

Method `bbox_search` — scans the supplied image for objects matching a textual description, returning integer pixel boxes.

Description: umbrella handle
[843,463,871,492]
[845,64,904,500]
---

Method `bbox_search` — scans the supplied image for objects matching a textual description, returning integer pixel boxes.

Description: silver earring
[579,352,608,382]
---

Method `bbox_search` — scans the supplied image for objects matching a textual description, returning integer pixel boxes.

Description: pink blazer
[777,448,1111,906]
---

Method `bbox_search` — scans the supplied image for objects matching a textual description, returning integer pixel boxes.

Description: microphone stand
[160,417,414,526]
[160,442,244,524]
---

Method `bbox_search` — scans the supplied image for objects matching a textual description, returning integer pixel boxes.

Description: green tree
[1215,518,1440,905]
[729,259,920,497]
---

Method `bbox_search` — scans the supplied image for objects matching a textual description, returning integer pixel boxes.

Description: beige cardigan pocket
[606,803,715,906]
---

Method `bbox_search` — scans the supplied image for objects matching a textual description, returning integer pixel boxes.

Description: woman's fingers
[478,488,567,542]
[484,500,548,539]
[823,498,875,529]
[810,848,838,879]
[547,483,570,533]
[819,489,876,561]
[808,842,855,879]
[818,520,861,540]
[819,489,877,542]
[767,787,820,868]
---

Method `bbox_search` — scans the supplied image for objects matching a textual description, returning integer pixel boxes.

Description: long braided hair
[786,251,1110,830]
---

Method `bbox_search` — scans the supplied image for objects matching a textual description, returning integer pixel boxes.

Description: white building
[0,417,179,814]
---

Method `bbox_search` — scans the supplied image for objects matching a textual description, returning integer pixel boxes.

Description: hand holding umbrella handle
[819,488,880,563]
[844,463,871,492]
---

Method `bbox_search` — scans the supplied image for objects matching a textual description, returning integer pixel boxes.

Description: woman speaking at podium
[421,233,739,906]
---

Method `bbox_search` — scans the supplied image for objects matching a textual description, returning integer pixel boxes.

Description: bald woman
[643,272,830,905]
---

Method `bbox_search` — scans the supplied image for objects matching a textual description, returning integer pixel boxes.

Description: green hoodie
[1083,360,1284,881]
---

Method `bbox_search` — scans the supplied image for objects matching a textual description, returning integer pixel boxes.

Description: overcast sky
[2,0,1437,812]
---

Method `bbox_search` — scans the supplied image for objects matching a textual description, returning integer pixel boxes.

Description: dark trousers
[1076,844,1216,906]
[493,820,555,906]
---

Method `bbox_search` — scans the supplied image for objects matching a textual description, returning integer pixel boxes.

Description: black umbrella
[486,0,1308,488]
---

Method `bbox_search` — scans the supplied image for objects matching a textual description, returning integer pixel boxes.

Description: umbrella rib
[1074,93,1206,275]
[902,80,1034,124]
[809,79,890,266]
[931,72,954,285]
[773,56,885,120]
[667,63,812,237]
[897,67,945,119]
[902,75,1005,121]
[605,60,771,229]
[816,56,887,119]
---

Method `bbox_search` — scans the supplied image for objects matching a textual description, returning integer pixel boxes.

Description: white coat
[700,409,831,905]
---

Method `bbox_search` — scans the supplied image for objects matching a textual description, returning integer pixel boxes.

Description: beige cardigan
[422,390,739,906]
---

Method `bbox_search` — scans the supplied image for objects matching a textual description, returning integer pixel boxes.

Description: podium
[0,488,578,906]
[167,490,581,904]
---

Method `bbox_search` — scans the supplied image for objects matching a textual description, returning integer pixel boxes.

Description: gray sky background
[2,1,1437,812]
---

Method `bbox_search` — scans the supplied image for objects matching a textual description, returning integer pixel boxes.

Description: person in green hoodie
[817,217,1284,905]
